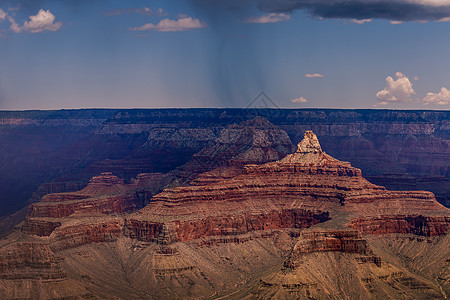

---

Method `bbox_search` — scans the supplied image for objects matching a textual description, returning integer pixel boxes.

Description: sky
[0,0,450,110]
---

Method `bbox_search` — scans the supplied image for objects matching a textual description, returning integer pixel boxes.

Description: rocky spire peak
[297,131,322,153]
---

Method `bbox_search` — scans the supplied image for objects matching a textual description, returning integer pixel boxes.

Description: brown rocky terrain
[0,129,449,299]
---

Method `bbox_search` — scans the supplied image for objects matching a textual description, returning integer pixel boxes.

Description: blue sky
[0,0,450,109]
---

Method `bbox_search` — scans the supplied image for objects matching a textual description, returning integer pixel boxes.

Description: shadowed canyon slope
[1,129,449,299]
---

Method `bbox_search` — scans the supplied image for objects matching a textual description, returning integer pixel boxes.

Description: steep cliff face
[50,219,123,251]
[282,229,381,268]
[124,209,329,244]
[290,230,374,256]
[348,215,450,236]
[21,172,158,237]
[21,219,62,237]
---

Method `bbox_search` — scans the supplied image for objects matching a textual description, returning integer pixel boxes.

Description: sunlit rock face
[297,130,322,153]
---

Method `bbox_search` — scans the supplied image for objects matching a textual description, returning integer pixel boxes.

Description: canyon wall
[0,130,448,299]
[0,109,449,221]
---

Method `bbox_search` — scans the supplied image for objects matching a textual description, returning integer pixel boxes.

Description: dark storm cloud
[257,0,450,22]
[189,0,450,22]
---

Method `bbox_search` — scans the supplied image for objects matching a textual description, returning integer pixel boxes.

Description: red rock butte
[125,130,449,244]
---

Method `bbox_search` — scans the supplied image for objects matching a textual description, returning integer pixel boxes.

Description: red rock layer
[293,230,372,255]
[22,218,61,236]
[134,162,443,224]
[88,172,124,185]
[174,209,328,242]
[122,219,164,243]
[348,215,450,236]
[124,209,329,244]
[130,172,166,185]
[76,172,127,196]
[50,219,123,251]
[41,193,89,202]
[285,229,382,268]
[0,242,65,280]
[342,190,444,215]
[20,131,450,251]
[27,194,138,218]
[26,172,134,219]
[189,166,245,186]
[22,172,149,237]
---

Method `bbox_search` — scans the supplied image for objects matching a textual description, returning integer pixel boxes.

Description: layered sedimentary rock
[0,240,92,299]
[125,209,329,244]
[1,129,449,299]
[170,116,296,183]
[22,172,158,237]
[0,242,64,280]
[283,229,382,269]
[125,131,449,246]
[28,180,87,205]
[292,230,373,256]
[21,219,62,237]
[349,215,450,236]
[18,131,450,251]
[2,109,450,225]
[50,219,123,251]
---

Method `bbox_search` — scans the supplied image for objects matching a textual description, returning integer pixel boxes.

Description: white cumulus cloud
[103,7,166,17]
[0,8,6,21]
[350,18,372,24]
[422,87,450,105]
[9,9,62,33]
[130,16,206,32]
[8,15,20,33]
[243,13,290,24]
[375,72,415,105]
[305,73,325,78]
[291,97,308,103]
